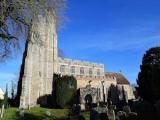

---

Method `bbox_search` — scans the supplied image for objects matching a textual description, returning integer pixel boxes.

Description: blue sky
[0,0,160,92]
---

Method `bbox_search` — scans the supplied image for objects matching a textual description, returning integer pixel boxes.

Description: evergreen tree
[108,84,120,104]
[11,80,15,100]
[53,74,77,108]
[137,47,160,103]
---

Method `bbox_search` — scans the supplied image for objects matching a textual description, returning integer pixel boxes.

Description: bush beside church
[52,74,77,108]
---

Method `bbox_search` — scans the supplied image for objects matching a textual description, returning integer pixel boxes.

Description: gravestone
[0,105,4,118]
[108,109,115,120]
[123,106,131,116]
[90,105,109,120]
[80,104,85,111]
[68,104,85,120]
[19,106,24,118]
[117,111,126,120]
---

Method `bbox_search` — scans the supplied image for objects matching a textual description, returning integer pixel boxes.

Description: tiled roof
[105,72,130,85]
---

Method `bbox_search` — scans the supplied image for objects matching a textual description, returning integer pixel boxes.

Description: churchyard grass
[1,108,19,120]
[1,107,69,120]
[1,107,90,120]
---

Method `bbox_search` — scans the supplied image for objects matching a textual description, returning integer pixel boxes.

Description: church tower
[17,13,58,108]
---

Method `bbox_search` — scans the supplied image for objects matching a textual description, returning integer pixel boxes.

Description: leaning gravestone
[90,105,109,120]
[0,105,4,118]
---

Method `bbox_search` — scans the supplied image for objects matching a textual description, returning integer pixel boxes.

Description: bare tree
[0,0,66,61]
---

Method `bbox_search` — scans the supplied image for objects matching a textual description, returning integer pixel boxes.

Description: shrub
[53,74,77,108]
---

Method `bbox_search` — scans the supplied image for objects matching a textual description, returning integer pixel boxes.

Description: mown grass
[1,107,90,120]
[1,108,20,120]
[1,107,68,120]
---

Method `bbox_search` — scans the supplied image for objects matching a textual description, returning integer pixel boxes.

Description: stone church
[17,14,135,108]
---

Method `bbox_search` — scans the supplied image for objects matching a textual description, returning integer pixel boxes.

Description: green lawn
[1,108,20,120]
[1,107,90,120]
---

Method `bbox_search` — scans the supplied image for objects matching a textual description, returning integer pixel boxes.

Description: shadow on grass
[23,113,66,120]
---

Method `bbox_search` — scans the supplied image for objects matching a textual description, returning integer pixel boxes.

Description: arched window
[71,66,75,74]
[60,65,65,73]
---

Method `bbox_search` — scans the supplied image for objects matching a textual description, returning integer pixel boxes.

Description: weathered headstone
[19,106,24,118]
[108,109,115,120]
[123,105,131,116]
[80,104,85,111]
[68,104,85,120]
[0,105,4,118]
[90,105,109,120]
